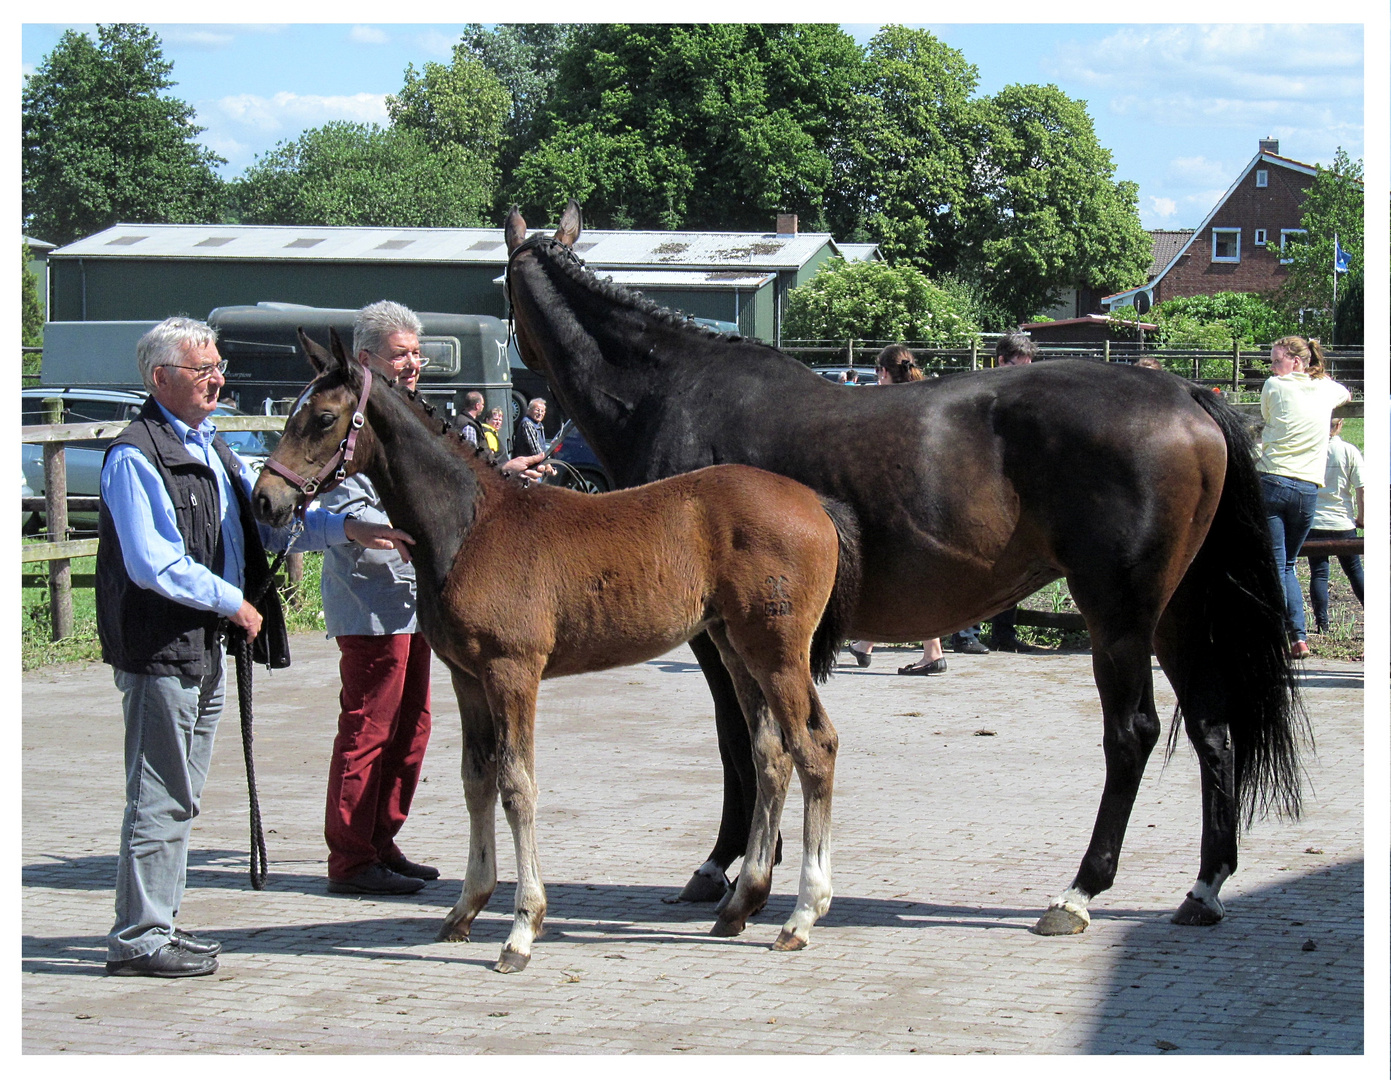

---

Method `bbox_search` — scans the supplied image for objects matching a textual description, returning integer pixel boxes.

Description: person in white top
[1305,417,1364,634]
[1256,335,1351,658]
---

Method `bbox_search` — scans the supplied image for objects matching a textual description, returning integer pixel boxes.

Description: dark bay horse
[504,200,1307,936]
[252,329,861,972]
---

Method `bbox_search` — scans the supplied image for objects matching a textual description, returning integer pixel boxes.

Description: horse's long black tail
[1168,387,1310,824]
[810,497,863,683]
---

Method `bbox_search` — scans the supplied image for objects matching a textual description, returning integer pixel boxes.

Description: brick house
[1101,138,1316,311]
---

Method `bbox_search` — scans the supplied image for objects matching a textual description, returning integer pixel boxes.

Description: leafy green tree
[965,84,1151,325]
[1138,291,1295,348]
[783,258,981,347]
[230,122,494,228]
[509,24,862,230]
[22,24,225,245]
[22,244,44,380]
[387,48,510,160]
[1274,148,1363,345]
[828,26,980,265]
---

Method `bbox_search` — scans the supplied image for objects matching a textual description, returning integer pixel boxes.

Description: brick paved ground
[22,636,1365,1054]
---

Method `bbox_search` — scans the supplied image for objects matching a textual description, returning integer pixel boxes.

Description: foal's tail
[810,497,863,683]
[1168,387,1310,825]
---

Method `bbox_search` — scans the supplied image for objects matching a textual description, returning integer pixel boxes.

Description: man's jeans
[1260,473,1318,644]
[108,648,225,961]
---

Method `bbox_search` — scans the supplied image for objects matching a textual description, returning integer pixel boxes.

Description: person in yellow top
[1256,335,1351,658]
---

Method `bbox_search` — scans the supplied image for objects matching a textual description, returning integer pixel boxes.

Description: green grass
[21,549,327,671]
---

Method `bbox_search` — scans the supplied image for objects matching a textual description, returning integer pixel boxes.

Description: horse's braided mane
[541,239,788,362]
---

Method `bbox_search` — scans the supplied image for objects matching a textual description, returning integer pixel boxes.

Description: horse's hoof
[1172,895,1224,926]
[1031,906,1088,936]
[668,869,730,904]
[436,920,471,943]
[771,929,806,951]
[493,948,530,973]
[710,916,746,938]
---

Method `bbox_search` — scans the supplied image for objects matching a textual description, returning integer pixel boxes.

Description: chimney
[1259,137,1279,155]
[776,213,798,235]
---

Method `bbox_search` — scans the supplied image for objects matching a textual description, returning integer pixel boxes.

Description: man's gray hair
[136,316,218,393]
[353,300,423,360]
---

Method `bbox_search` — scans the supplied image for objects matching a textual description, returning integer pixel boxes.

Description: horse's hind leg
[1154,585,1238,926]
[438,665,499,943]
[1035,597,1163,936]
[705,627,793,940]
[670,632,761,903]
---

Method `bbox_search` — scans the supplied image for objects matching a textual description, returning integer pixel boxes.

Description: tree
[827,26,981,265]
[964,84,1151,325]
[783,258,981,347]
[22,245,44,380]
[22,24,225,245]
[386,47,510,162]
[1274,148,1363,345]
[1140,291,1295,348]
[230,122,494,228]
[508,24,862,230]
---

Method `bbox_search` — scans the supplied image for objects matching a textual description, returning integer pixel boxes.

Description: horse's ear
[327,326,352,367]
[298,328,332,375]
[504,206,528,253]
[555,199,582,248]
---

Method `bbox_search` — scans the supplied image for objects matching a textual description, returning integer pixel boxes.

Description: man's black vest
[96,398,288,676]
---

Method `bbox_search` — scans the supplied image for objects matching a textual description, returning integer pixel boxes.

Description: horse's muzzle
[251,473,299,529]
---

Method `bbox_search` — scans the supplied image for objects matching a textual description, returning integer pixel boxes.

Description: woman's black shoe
[848,644,872,668]
[898,658,947,675]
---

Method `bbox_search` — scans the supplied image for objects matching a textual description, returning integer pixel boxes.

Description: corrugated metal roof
[53,222,833,271]
[490,268,776,289]
[834,243,883,263]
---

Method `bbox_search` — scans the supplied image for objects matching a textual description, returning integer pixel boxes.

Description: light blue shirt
[100,400,349,618]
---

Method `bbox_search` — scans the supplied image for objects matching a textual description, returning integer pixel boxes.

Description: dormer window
[1254,229,1267,246]
[1212,228,1241,263]
[1256,169,1268,188]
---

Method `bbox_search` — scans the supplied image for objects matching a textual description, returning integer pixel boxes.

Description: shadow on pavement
[1081,858,1363,1054]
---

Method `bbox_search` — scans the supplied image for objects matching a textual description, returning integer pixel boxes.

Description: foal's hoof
[1172,895,1224,926]
[771,929,807,952]
[493,948,530,974]
[667,869,731,904]
[1031,906,1088,936]
[710,915,746,938]
[436,919,471,943]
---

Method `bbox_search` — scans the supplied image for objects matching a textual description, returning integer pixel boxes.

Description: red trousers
[326,633,432,880]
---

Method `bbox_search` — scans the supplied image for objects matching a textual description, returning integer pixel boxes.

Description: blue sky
[19,19,1374,231]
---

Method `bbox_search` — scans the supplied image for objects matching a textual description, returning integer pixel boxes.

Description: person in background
[518,398,549,457]
[99,317,412,976]
[479,406,504,454]
[1305,416,1364,634]
[1255,335,1350,659]
[848,345,947,676]
[459,391,486,447]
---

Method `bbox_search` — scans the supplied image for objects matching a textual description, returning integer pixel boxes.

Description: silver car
[21,387,275,534]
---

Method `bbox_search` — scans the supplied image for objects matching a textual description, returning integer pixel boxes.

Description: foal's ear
[504,206,528,253]
[327,327,352,367]
[555,199,582,248]
[298,328,333,376]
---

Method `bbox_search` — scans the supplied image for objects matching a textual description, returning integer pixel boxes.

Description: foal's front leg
[438,666,499,943]
[482,660,548,973]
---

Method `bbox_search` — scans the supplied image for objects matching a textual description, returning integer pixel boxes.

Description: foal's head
[252,328,377,528]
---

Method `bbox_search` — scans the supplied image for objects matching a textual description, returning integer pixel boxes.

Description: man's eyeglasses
[373,348,430,370]
[163,359,228,383]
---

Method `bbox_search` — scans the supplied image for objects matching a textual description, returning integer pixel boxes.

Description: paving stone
[22,637,1364,1053]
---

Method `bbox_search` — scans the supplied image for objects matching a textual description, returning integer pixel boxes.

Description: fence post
[970,342,978,371]
[1103,340,1110,364]
[41,396,73,641]
[1232,340,1240,392]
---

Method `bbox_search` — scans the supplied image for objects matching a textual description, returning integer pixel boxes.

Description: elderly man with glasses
[98,315,413,977]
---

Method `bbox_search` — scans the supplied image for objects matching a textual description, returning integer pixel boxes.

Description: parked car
[544,422,612,494]
[21,387,275,534]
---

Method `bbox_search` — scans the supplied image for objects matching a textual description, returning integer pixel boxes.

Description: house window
[1254,229,1267,246]
[1280,228,1307,264]
[1212,228,1241,263]
[1256,169,1268,188]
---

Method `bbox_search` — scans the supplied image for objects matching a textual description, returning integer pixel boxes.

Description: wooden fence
[21,404,287,641]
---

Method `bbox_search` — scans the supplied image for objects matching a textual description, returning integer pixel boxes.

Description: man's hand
[344,519,417,564]
[501,451,555,481]
[231,599,263,642]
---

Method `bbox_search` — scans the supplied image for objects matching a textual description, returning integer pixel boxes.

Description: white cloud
[209,90,389,135]
[1147,196,1178,219]
[350,25,389,46]
[411,28,460,59]
[1166,156,1233,186]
